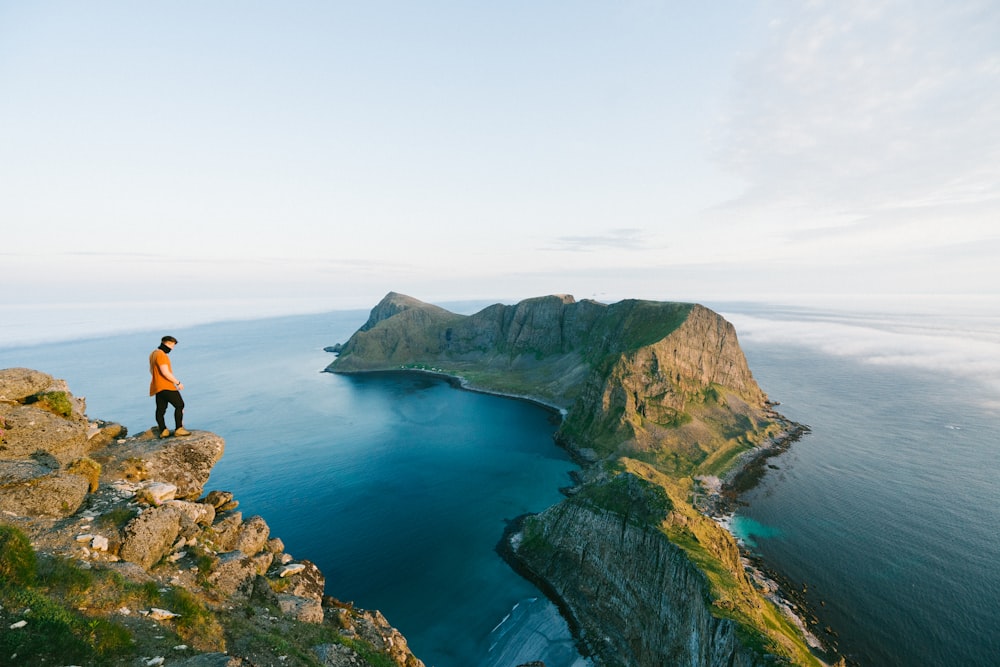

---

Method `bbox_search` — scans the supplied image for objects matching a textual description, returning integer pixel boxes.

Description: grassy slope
[331,296,824,665]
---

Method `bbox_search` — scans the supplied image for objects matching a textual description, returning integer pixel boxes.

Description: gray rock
[273,559,325,602]
[277,594,324,624]
[208,551,257,601]
[0,403,89,463]
[119,505,182,570]
[0,367,59,402]
[0,459,89,517]
[165,499,216,526]
[232,515,270,555]
[313,643,365,666]
[99,431,224,499]
[207,511,243,551]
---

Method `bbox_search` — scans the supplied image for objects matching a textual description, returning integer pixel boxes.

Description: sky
[2,0,999,330]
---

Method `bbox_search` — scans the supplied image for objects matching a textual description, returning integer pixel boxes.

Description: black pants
[154,389,185,430]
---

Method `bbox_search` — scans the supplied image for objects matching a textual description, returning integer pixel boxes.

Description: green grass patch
[24,390,74,417]
[0,524,37,585]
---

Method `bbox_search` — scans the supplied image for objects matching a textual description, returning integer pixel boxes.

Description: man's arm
[158,363,184,390]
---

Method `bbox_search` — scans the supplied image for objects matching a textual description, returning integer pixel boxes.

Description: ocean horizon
[2,295,999,666]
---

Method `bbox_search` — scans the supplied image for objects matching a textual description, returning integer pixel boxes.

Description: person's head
[161,335,178,349]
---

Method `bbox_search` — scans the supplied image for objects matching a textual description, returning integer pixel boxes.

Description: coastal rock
[141,481,178,505]
[0,403,89,463]
[232,514,270,555]
[277,594,324,623]
[165,499,216,526]
[0,368,427,665]
[509,476,765,667]
[119,505,183,570]
[207,511,244,551]
[275,560,325,602]
[208,551,258,600]
[0,367,60,402]
[327,294,817,665]
[0,459,90,517]
[98,431,224,499]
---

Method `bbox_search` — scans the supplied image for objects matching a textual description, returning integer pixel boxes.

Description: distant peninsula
[328,292,836,667]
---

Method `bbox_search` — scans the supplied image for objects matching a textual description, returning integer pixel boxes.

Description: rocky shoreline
[326,292,840,665]
[0,367,425,667]
[377,365,836,666]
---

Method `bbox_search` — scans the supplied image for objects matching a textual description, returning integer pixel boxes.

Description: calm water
[3,300,999,666]
[716,302,1000,667]
[0,311,589,667]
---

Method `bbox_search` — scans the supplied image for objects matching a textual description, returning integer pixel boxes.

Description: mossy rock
[24,390,74,418]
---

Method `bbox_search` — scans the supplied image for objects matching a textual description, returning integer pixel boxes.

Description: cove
[0,311,589,666]
[206,369,587,665]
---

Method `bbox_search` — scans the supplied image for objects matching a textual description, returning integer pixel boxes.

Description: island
[327,292,836,667]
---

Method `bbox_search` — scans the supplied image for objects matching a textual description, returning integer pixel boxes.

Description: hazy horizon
[2,1,998,314]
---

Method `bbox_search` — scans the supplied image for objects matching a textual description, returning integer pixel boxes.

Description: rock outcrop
[328,293,829,667]
[0,367,424,667]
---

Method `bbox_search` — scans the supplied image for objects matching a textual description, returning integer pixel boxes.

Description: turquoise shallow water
[4,301,1000,666]
[716,302,1000,667]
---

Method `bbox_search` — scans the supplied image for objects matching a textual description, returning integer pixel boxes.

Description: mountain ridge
[328,292,836,667]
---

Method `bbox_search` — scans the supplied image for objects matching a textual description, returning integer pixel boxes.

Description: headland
[328,292,843,667]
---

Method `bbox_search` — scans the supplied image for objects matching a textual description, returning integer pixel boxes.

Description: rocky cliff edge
[0,367,424,667]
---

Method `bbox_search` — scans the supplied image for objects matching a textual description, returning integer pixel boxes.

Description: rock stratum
[329,293,836,667]
[0,367,424,666]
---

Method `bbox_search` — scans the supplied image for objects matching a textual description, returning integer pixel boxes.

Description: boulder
[0,403,89,463]
[208,551,257,601]
[276,594,324,624]
[141,481,178,505]
[208,512,243,551]
[274,560,325,602]
[165,499,216,526]
[0,368,60,403]
[232,515,270,556]
[201,489,234,509]
[119,505,183,570]
[0,459,90,517]
[98,431,224,499]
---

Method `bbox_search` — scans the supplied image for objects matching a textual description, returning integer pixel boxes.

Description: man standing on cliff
[149,335,190,438]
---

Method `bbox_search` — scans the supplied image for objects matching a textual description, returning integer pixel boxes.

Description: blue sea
[2,297,999,666]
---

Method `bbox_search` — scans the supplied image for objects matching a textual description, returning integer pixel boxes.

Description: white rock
[146,657,165,666]
[91,535,109,552]
[118,607,131,615]
[279,563,306,577]
[280,553,294,564]
[174,644,189,651]
[148,608,180,620]
[76,533,94,542]
[10,620,27,629]
[167,551,187,563]
[143,482,178,505]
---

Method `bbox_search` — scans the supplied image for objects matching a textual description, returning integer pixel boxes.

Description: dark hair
[161,335,178,344]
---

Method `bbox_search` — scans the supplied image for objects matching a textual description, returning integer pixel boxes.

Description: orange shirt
[149,348,175,395]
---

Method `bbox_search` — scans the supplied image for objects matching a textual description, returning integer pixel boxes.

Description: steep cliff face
[563,303,774,460]
[508,475,765,667]
[329,293,825,667]
[331,293,777,471]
